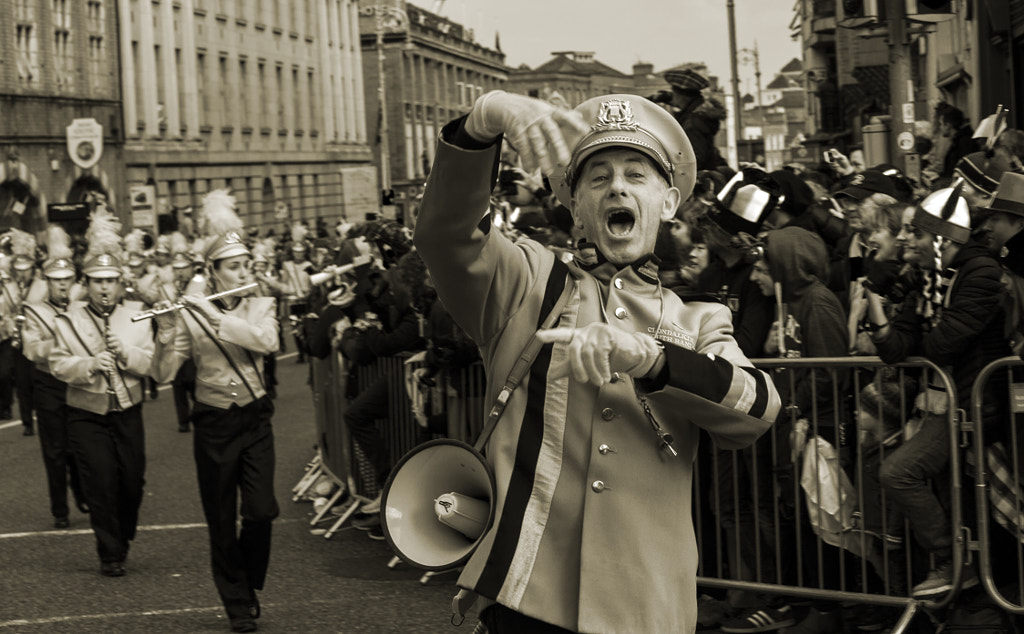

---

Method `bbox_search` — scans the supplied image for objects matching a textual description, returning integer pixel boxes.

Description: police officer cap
[552,94,697,208]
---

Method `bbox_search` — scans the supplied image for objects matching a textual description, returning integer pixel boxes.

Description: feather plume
[85,205,124,259]
[124,229,145,255]
[169,231,189,255]
[291,222,309,244]
[9,228,36,259]
[201,189,243,238]
[191,236,208,261]
[46,225,73,261]
[251,241,269,262]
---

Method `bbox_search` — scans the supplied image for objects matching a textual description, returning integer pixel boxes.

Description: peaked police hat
[552,94,696,207]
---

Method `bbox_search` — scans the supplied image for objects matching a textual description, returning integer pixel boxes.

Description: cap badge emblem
[98,254,113,266]
[849,174,865,186]
[224,231,241,244]
[594,99,638,132]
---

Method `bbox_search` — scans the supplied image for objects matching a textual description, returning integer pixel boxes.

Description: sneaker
[779,607,841,634]
[53,516,70,529]
[720,605,796,633]
[361,493,382,515]
[367,524,386,541]
[912,560,979,597]
[350,513,381,531]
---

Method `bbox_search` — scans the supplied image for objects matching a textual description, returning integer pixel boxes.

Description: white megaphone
[380,439,495,571]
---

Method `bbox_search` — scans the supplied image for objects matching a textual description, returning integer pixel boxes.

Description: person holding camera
[414,90,781,633]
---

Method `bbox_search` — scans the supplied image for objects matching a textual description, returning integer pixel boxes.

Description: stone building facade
[120,0,375,237]
[0,0,124,236]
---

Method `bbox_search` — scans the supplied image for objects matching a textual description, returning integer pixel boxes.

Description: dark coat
[873,239,1009,436]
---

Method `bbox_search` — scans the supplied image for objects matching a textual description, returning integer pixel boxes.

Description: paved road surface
[0,352,476,633]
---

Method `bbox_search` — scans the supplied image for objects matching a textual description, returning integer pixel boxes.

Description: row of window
[14,0,107,89]
[195,0,320,37]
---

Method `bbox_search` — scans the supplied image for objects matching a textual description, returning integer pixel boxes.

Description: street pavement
[0,352,477,633]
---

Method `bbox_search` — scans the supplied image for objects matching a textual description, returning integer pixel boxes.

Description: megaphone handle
[473,275,576,453]
[451,589,480,627]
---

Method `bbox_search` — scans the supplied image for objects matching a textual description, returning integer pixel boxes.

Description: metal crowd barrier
[300,349,486,538]
[971,356,1024,615]
[693,356,966,632]
[301,351,986,629]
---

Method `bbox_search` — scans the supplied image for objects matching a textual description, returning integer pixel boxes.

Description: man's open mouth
[607,210,636,236]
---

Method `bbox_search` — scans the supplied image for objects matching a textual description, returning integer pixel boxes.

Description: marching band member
[22,226,88,529]
[1,229,40,434]
[150,190,279,633]
[50,206,155,577]
[280,223,312,362]
[252,240,285,400]
[159,233,200,432]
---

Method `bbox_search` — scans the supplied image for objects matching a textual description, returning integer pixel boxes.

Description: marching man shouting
[413,91,782,633]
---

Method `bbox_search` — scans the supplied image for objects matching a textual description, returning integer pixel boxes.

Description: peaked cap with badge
[550,94,697,208]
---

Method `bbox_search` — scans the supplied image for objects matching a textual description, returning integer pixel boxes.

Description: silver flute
[130,282,259,322]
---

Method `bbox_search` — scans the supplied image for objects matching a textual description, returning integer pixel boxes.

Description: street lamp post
[370,4,407,198]
[740,43,766,165]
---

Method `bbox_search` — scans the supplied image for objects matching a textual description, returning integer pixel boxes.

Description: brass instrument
[130,282,259,322]
[11,313,25,350]
[10,283,26,350]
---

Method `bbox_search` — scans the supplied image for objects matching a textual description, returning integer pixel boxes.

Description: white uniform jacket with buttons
[150,296,278,408]
[413,121,782,634]
[49,301,154,415]
[22,299,85,374]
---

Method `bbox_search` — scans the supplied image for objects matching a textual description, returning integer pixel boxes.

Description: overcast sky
[439,0,802,96]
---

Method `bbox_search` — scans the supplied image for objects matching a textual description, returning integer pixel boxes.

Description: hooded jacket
[763,227,850,433]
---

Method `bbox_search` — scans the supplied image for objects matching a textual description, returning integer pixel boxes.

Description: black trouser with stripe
[68,403,146,564]
[33,368,82,519]
[172,358,196,429]
[14,348,34,427]
[192,396,279,620]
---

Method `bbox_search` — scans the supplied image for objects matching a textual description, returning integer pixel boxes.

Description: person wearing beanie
[150,189,279,633]
[49,205,155,578]
[21,226,88,529]
[0,228,40,433]
[864,185,1008,598]
[414,90,781,633]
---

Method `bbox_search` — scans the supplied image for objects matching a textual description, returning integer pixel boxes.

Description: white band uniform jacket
[22,299,85,375]
[413,122,782,634]
[50,301,155,415]
[150,296,278,409]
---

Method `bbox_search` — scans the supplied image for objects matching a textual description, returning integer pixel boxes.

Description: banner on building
[340,167,379,220]
[66,118,104,170]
